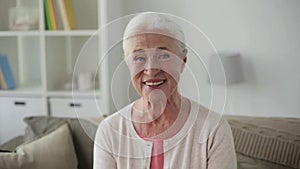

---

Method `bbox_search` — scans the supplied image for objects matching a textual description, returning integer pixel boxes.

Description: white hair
[122,12,187,56]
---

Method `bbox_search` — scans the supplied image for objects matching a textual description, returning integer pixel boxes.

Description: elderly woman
[94,12,236,169]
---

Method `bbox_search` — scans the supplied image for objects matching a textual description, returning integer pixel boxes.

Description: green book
[44,0,53,30]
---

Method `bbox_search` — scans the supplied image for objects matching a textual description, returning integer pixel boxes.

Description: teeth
[145,80,165,86]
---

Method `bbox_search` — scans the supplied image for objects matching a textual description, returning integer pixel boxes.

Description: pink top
[141,136,164,169]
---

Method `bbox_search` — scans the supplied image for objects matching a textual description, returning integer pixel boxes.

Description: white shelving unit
[0,0,113,144]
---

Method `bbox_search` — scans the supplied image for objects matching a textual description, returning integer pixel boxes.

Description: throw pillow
[0,123,78,169]
[23,116,103,169]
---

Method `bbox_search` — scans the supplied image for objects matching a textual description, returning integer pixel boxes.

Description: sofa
[226,115,300,169]
[0,115,299,169]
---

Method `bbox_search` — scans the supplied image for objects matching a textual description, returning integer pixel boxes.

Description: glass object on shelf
[77,72,93,91]
[63,73,76,91]
[9,7,39,30]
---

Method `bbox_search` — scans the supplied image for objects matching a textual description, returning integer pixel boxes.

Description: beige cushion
[23,116,103,169]
[0,123,78,169]
[237,152,293,169]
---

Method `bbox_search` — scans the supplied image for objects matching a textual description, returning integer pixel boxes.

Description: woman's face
[126,34,187,99]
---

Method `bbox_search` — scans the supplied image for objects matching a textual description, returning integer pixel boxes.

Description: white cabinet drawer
[0,97,44,144]
[49,97,102,118]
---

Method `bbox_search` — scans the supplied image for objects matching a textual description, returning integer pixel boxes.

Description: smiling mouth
[143,80,166,87]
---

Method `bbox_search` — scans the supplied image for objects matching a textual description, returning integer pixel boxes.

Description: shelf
[45,36,100,92]
[0,31,40,37]
[44,30,98,36]
[0,0,114,144]
[0,36,43,90]
[47,90,101,98]
[0,85,44,97]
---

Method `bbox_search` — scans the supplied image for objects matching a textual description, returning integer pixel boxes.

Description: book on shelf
[45,0,78,30]
[57,0,70,30]
[53,0,63,29]
[48,0,58,30]
[0,55,16,90]
[63,0,78,30]
[44,0,53,30]
[44,6,49,30]
[0,68,6,89]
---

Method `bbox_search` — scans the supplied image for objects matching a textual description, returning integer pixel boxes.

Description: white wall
[117,0,300,117]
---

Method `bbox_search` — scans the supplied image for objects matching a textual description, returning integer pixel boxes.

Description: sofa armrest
[0,135,24,151]
[226,115,300,169]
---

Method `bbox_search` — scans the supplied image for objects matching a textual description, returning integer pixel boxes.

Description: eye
[133,55,147,63]
[158,54,170,59]
[157,51,173,61]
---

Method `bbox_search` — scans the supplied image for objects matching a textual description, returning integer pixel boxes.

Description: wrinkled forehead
[126,33,182,55]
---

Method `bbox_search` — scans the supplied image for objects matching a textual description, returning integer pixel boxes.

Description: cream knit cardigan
[94,100,237,169]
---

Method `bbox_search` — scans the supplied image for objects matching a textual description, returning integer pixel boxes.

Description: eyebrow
[132,49,145,53]
[157,47,170,51]
[132,47,170,53]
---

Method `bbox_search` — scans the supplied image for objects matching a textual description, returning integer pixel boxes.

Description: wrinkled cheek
[128,64,144,80]
[128,65,144,95]
[160,62,182,83]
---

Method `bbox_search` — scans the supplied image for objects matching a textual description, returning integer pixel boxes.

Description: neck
[133,91,182,123]
[132,91,187,138]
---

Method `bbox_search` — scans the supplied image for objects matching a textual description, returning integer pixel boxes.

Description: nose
[144,57,161,75]
[144,68,161,75]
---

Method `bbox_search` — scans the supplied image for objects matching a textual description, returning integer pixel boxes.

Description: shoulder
[189,100,231,143]
[96,103,132,136]
[191,99,228,125]
[190,99,224,126]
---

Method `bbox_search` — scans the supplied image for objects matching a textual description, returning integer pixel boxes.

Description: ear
[180,56,187,73]
[183,56,187,63]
